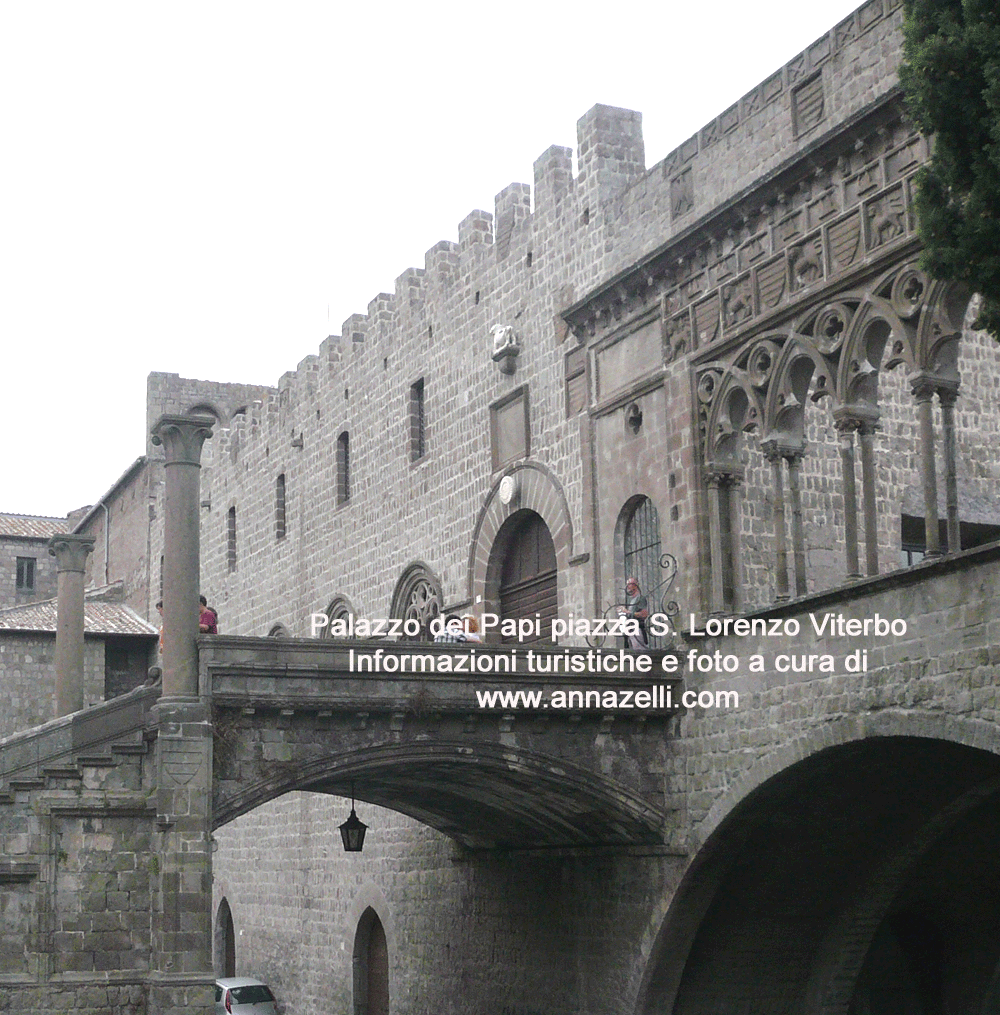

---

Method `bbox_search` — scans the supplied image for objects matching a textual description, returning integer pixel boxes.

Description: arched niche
[353,906,389,1015]
[468,463,574,622]
[213,897,236,978]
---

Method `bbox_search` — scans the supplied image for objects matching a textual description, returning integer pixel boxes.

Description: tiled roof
[0,600,158,636]
[0,514,69,539]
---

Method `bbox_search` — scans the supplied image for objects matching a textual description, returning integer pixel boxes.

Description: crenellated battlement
[148,0,908,467]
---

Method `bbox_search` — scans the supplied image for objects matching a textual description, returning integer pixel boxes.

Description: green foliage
[900,0,1000,336]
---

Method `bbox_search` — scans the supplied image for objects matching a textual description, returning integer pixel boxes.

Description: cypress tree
[900,0,1000,337]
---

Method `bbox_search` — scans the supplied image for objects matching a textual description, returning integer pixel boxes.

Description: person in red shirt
[199,595,218,634]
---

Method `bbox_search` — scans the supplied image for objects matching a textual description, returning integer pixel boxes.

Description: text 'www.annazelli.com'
[474,687,739,711]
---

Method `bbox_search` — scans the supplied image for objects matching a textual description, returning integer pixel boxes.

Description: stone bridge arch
[212,731,665,851]
[635,714,1000,1015]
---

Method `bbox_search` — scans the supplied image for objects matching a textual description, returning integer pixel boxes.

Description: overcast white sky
[1,1,865,518]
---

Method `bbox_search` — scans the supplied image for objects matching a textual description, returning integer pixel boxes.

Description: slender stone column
[911,376,941,558]
[834,416,861,580]
[764,444,790,601]
[786,452,807,597]
[938,384,961,553]
[47,534,95,717]
[149,414,215,1015]
[726,475,744,613]
[150,414,214,699]
[858,422,880,575]
[706,473,726,616]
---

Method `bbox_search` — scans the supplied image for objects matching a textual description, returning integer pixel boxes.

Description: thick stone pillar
[706,473,726,615]
[148,414,215,1015]
[786,452,807,597]
[938,384,961,553]
[857,422,880,575]
[150,414,214,699]
[47,534,95,717]
[834,416,861,580]
[149,697,215,1015]
[912,376,941,558]
[764,444,790,601]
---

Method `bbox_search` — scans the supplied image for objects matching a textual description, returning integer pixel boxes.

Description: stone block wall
[0,535,60,610]
[0,634,105,738]
[77,461,157,617]
[213,792,681,1015]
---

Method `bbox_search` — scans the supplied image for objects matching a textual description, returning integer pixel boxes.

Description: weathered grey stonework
[5,0,1000,1012]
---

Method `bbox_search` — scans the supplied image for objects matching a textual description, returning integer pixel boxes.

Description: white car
[215,977,279,1014]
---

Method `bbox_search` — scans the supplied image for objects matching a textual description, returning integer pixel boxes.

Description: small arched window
[227,507,237,572]
[390,564,442,641]
[337,432,350,505]
[275,474,286,540]
[324,596,355,638]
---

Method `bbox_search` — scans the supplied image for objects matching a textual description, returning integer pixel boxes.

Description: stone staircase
[0,684,160,803]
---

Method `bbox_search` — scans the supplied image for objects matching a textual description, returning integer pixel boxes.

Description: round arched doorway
[487,509,557,642]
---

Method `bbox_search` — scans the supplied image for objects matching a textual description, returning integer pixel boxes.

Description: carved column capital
[760,440,782,465]
[936,381,960,409]
[151,414,215,466]
[910,374,938,403]
[762,439,805,465]
[47,534,96,573]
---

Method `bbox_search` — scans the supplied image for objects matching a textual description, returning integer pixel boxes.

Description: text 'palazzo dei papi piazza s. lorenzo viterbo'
[4,2,1000,1014]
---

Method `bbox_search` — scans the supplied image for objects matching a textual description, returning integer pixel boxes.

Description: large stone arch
[467,462,575,617]
[212,740,663,850]
[635,712,1000,1015]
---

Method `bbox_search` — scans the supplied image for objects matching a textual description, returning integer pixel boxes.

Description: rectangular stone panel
[885,137,923,183]
[0,882,32,975]
[827,211,863,274]
[595,319,661,401]
[845,163,882,206]
[565,347,588,417]
[52,814,153,975]
[808,188,839,228]
[793,73,825,136]
[491,387,530,471]
[694,294,721,347]
[739,234,769,272]
[865,183,906,250]
[859,0,884,30]
[755,255,788,311]
[670,167,694,219]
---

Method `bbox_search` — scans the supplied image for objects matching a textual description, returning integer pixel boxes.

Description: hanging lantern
[339,784,368,852]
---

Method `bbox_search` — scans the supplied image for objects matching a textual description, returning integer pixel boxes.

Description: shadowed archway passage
[639,736,1000,1015]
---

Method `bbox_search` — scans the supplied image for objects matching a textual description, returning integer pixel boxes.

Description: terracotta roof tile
[0,514,69,539]
[0,600,157,636]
